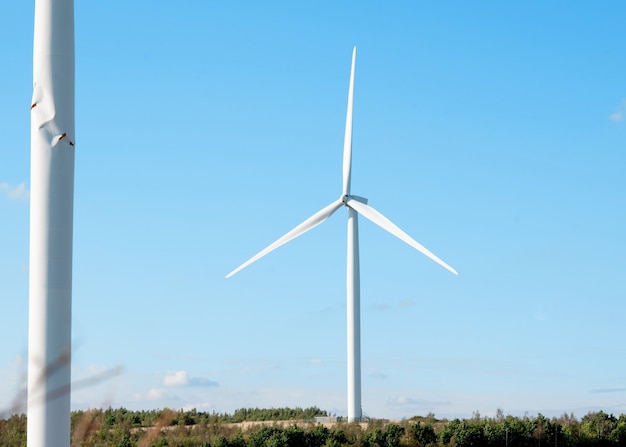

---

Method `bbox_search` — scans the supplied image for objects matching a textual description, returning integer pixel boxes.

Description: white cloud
[387,395,451,408]
[180,402,215,412]
[163,370,219,388]
[147,388,165,400]
[163,370,189,387]
[0,182,29,201]
[145,388,179,402]
[146,388,165,400]
[72,363,111,378]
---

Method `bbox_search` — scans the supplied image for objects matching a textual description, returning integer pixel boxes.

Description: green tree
[581,411,617,446]
[481,419,507,447]
[609,415,626,445]
[249,426,288,447]
[214,434,231,447]
[284,425,307,447]
[408,422,436,447]
[440,419,485,447]
[0,413,27,447]
[362,428,384,447]
[306,424,330,447]
[382,424,404,447]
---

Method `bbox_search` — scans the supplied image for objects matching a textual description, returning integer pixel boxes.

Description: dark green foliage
[4,407,626,447]
[232,407,328,423]
[383,424,405,447]
[214,434,231,447]
[408,422,436,447]
[362,428,384,447]
[284,425,307,447]
[362,424,404,447]
[0,413,26,447]
[307,424,331,447]
[439,419,485,447]
[231,433,248,447]
[329,427,350,447]
[249,426,286,447]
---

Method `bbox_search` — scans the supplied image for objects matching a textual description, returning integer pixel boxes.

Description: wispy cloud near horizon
[0,182,29,201]
[163,370,219,388]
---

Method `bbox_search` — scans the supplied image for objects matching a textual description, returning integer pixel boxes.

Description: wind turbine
[28,0,75,445]
[226,47,457,422]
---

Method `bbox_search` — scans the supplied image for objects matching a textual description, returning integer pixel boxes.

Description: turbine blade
[342,46,356,197]
[226,199,344,278]
[346,199,458,275]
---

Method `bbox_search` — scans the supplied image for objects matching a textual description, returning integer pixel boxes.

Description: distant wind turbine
[226,46,457,422]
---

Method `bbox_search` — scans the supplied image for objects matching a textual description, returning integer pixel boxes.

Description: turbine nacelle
[342,194,368,206]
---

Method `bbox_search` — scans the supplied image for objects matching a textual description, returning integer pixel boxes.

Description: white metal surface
[346,206,361,421]
[28,0,75,445]
[346,199,458,275]
[342,47,356,197]
[226,46,456,422]
[225,199,344,279]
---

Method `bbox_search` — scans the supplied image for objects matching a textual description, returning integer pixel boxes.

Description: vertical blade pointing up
[342,46,356,197]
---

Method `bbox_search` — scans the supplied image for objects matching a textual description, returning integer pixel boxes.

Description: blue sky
[1,1,625,421]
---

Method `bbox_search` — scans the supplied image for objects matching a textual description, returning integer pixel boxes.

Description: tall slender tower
[28,0,75,445]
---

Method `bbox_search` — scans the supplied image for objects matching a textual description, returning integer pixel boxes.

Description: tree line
[1,406,626,447]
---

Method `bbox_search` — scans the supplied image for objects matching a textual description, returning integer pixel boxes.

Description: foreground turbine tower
[226,47,457,422]
[28,0,75,445]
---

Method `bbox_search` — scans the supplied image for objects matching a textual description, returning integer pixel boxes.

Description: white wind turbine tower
[226,47,457,422]
[28,0,75,445]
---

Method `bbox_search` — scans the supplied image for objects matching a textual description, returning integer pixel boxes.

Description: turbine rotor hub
[343,194,368,205]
